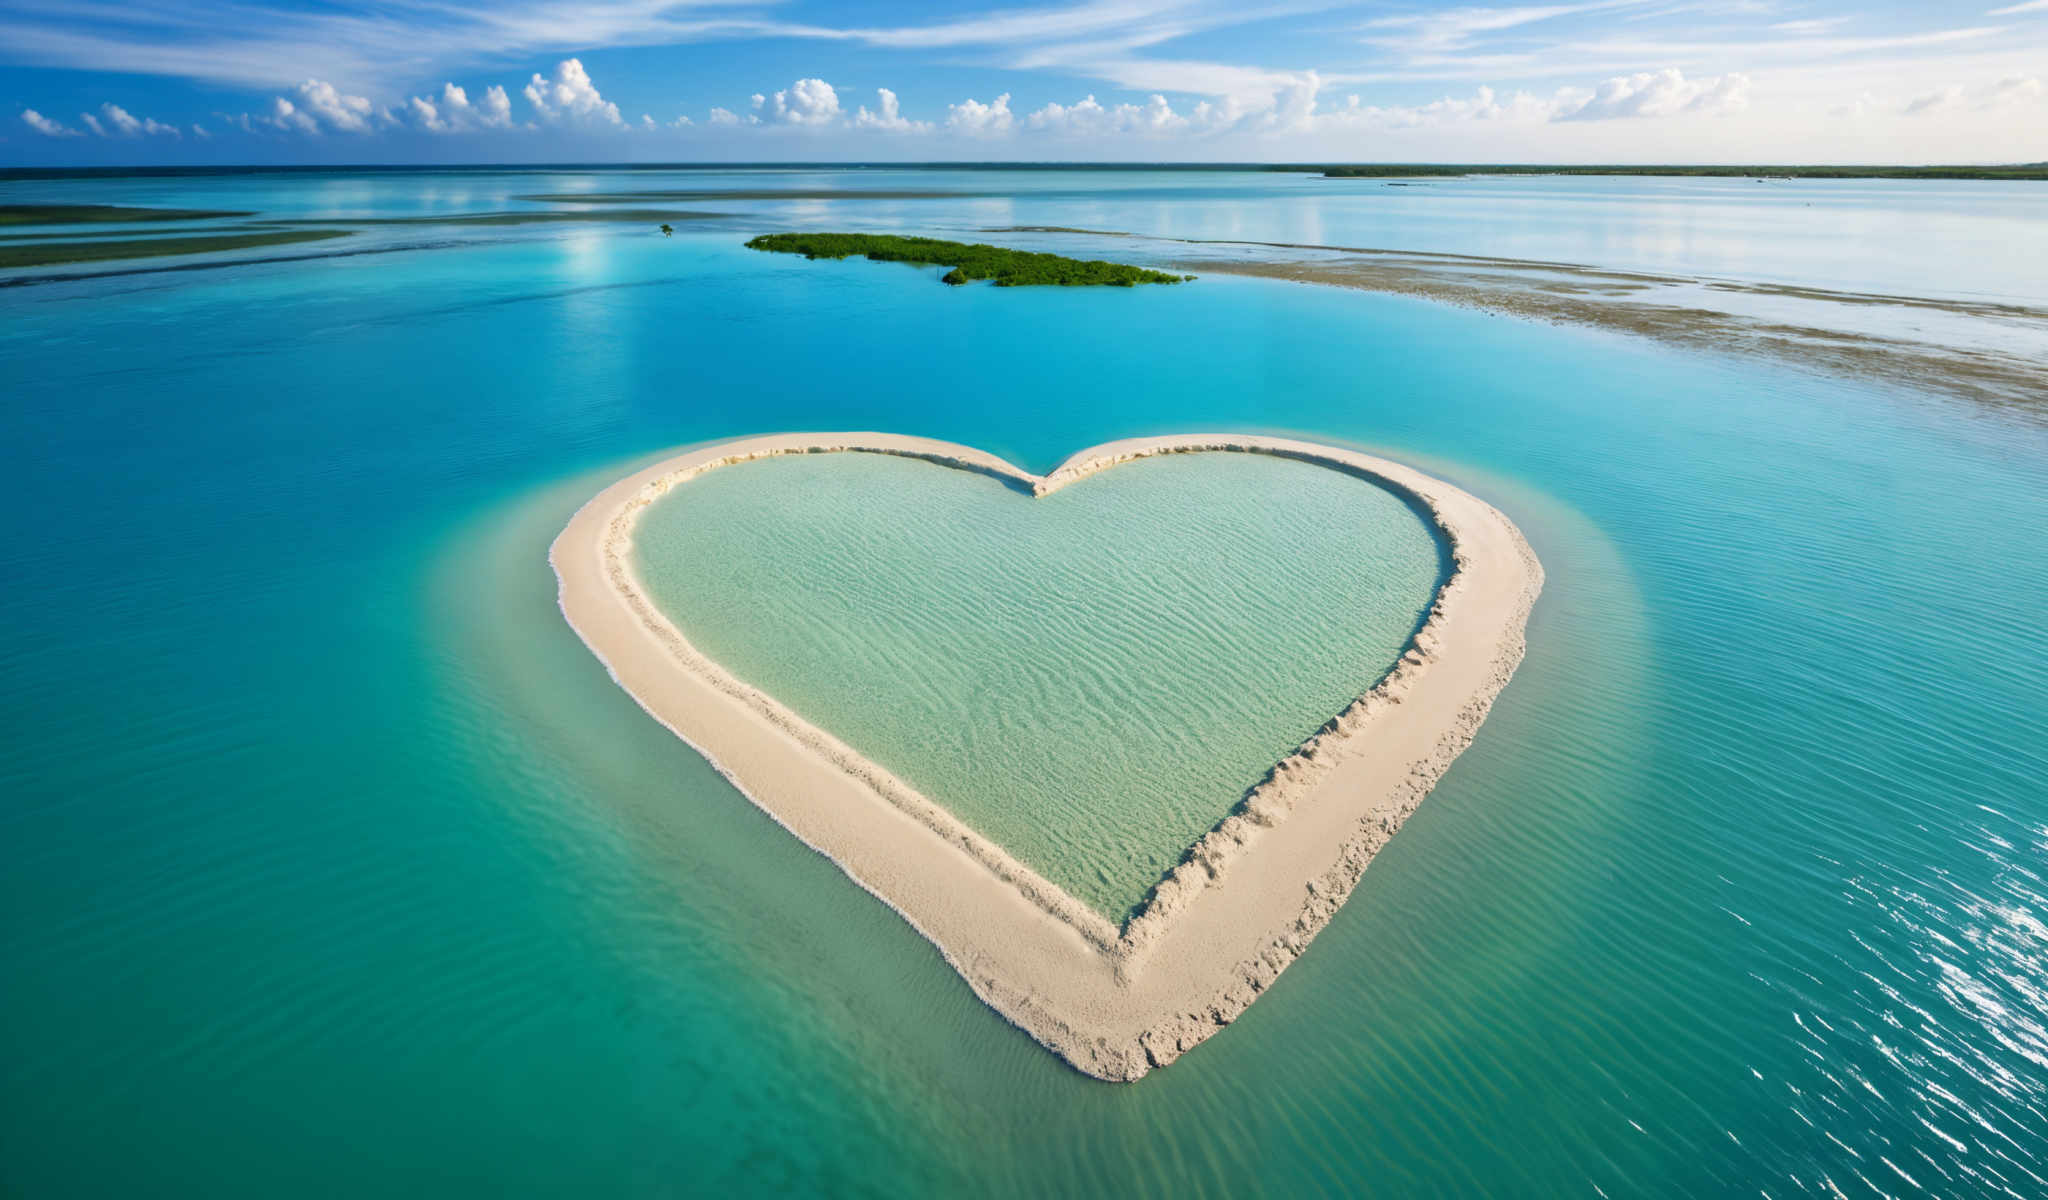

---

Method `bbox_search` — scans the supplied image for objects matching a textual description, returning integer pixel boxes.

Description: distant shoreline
[5,161,2044,182]
[551,432,1542,1081]
[1305,163,2048,181]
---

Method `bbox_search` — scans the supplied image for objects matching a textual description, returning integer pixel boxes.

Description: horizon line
[7,159,2048,180]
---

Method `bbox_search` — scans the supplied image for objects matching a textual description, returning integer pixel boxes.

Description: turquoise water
[634,450,1445,919]
[9,166,2043,303]
[3,170,2046,1197]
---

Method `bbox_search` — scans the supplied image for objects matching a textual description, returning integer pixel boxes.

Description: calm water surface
[3,169,2046,1198]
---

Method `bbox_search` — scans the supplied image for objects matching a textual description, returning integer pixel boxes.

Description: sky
[3,0,2045,165]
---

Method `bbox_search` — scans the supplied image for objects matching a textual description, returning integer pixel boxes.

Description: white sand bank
[551,432,1543,1080]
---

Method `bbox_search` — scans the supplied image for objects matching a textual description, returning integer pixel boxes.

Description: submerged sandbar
[986,227,2048,414]
[552,432,1542,1080]
[0,228,350,269]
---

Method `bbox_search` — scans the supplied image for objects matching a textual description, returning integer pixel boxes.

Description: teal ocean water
[3,169,2046,1197]
[634,450,1446,919]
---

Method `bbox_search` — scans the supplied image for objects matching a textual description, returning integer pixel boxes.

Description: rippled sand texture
[632,450,1446,920]
[553,433,1542,1080]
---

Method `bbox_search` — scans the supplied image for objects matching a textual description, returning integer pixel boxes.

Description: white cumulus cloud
[1314,69,1761,134]
[1027,93,1189,136]
[1325,85,1556,129]
[100,102,142,134]
[1554,69,1751,121]
[223,81,371,136]
[91,103,181,137]
[853,87,927,131]
[445,82,513,128]
[21,108,78,136]
[292,79,373,131]
[946,93,1014,135]
[708,106,741,125]
[524,58,622,126]
[405,82,514,132]
[266,96,318,133]
[767,78,840,125]
[406,96,443,130]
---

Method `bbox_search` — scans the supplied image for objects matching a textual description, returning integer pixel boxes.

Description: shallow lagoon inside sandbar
[632,448,1449,920]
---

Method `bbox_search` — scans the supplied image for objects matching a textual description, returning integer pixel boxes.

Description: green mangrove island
[744,232,1191,287]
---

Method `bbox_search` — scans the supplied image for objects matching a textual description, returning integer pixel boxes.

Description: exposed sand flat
[987,227,2048,415]
[1187,256,2048,416]
[551,433,1543,1080]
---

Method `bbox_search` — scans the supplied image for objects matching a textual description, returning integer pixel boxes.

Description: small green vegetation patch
[0,204,252,226]
[745,232,1190,287]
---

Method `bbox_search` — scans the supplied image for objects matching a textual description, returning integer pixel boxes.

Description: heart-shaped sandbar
[553,433,1543,1081]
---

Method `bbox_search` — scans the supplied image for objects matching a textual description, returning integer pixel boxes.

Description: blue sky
[4,0,2046,164]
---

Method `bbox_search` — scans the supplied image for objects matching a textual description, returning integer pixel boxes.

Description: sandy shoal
[551,432,1543,1080]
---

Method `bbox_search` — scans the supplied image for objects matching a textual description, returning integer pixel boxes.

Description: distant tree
[659,224,674,237]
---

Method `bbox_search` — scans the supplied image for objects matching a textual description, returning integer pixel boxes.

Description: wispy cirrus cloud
[1770,17,1852,35]
[836,0,1205,50]
[0,0,1319,94]
[0,0,774,91]
[1344,16,2014,84]
[1360,2,1631,57]
[0,0,1357,138]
